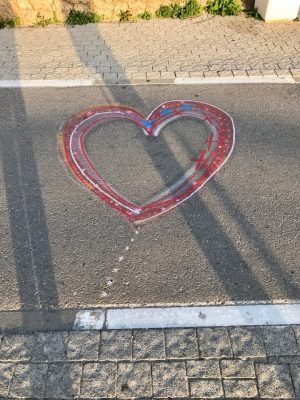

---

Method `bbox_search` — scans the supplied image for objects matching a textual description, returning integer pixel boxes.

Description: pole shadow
[0,2,74,397]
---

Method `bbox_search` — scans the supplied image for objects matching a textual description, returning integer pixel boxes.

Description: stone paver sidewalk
[0,325,299,398]
[0,14,299,82]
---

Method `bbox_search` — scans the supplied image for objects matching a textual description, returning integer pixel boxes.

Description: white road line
[0,75,297,88]
[73,303,300,330]
[0,79,100,88]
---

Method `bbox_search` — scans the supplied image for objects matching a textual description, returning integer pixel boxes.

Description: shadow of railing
[66,20,294,302]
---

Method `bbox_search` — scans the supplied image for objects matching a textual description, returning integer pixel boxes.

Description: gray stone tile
[9,363,48,398]
[186,360,220,378]
[44,363,82,398]
[0,334,34,360]
[279,355,300,363]
[100,330,132,360]
[165,329,198,359]
[229,327,266,358]
[189,379,223,398]
[197,328,232,358]
[221,360,255,378]
[116,362,151,398]
[246,69,262,76]
[152,362,187,397]
[290,364,300,397]
[67,331,100,360]
[261,326,299,356]
[223,379,258,398]
[232,69,248,77]
[81,362,117,398]
[0,363,14,397]
[293,326,300,347]
[133,330,165,360]
[256,363,295,398]
[32,332,68,361]
[218,70,233,77]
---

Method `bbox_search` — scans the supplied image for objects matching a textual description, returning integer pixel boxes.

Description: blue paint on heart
[178,103,193,111]
[160,108,174,115]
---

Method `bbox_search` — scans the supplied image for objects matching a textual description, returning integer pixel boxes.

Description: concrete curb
[1,303,300,332]
[0,75,297,88]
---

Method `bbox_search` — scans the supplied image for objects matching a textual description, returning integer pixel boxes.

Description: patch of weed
[119,9,133,22]
[156,5,174,18]
[138,10,152,20]
[206,0,242,16]
[156,0,201,19]
[35,12,52,27]
[245,7,263,20]
[66,9,102,25]
[179,0,202,18]
[0,16,20,29]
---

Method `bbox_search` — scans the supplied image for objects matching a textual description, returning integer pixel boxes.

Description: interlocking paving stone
[0,15,297,82]
[229,327,266,359]
[261,326,299,356]
[0,363,14,397]
[9,363,48,398]
[278,355,300,363]
[165,329,198,359]
[293,326,300,346]
[197,328,232,358]
[290,364,300,397]
[186,360,220,378]
[81,362,117,398]
[218,70,234,77]
[67,331,100,360]
[1,325,300,398]
[0,334,34,361]
[133,330,165,360]
[31,332,68,361]
[256,363,295,398]
[189,379,223,398]
[221,360,255,378]
[232,69,248,77]
[116,362,152,398]
[100,330,132,360]
[152,361,187,398]
[223,379,258,398]
[44,363,82,398]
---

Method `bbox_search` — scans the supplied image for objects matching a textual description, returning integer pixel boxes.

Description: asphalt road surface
[0,84,299,311]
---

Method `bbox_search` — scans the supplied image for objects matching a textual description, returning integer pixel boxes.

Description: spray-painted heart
[60,100,235,223]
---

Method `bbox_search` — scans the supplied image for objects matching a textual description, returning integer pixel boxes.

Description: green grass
[66,9,102,25]
[206,0,242,16]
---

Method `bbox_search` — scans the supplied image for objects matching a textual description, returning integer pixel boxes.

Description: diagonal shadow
[64,20,298,302]
[0,2,74,397]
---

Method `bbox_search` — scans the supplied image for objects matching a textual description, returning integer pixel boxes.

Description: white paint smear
[73,309,105,330]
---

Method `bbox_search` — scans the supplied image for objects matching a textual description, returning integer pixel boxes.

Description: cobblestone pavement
[0,15,299,82]
[0,325,299,398]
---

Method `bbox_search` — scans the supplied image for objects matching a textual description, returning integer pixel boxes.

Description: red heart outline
[60,100,235,223]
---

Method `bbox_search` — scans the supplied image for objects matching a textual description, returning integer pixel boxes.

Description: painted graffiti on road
[59,100,235,223]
